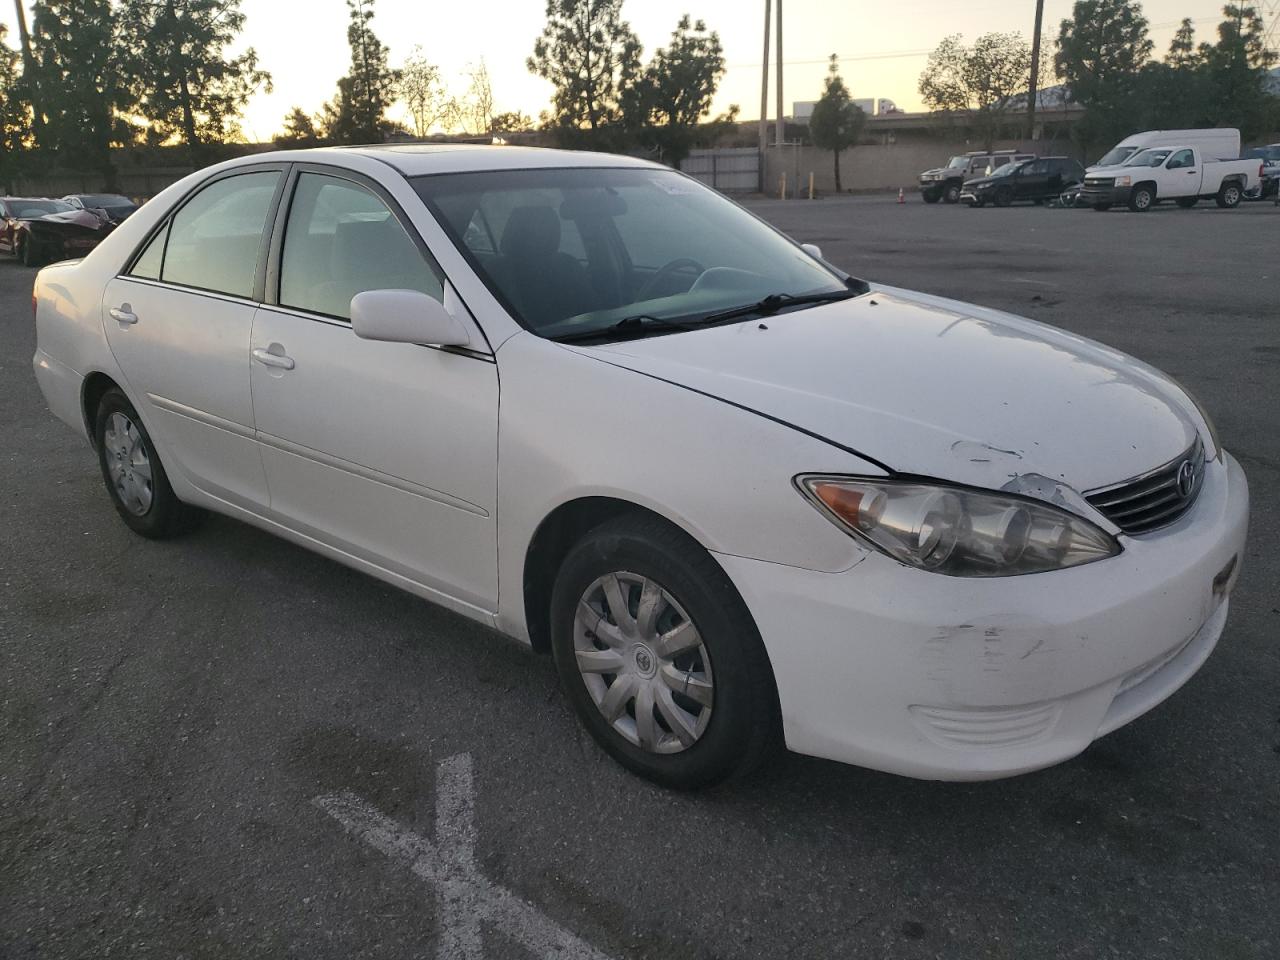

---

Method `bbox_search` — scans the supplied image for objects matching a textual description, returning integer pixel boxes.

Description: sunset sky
[0,0,1249,140]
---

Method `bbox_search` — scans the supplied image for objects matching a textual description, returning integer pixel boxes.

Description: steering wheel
[636,258,706,301]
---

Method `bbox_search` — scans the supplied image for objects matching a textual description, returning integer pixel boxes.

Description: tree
[809,55,866,192]
[490,110,533,135]
[464,59,495,135]
[1054,0,1153,153]
[0,24,30,191]
[119,0,271,158]
[918,33,1034,150]
[399,46,457,138]
[1134,18,1211,130]
[621,15,725,169]
[322,0,399,144]
[528,0,641,146]
[274,106,321,148]
[31,0,128,181]
[1198,4,1278,136]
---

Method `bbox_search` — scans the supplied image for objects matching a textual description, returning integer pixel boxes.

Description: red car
[0,196,117,266]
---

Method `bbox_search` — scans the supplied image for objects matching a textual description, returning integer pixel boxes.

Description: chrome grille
[1085,439,1205,535]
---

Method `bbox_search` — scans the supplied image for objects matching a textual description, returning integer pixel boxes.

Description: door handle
[109,305,138,325]
[252,347,295,370]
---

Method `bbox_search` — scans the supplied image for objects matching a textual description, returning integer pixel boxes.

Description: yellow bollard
[779,174,786,200]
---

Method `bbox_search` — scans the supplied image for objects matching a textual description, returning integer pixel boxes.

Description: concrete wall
[7,167,195,201]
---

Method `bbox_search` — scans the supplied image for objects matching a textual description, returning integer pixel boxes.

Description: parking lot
[2,196,1277,959]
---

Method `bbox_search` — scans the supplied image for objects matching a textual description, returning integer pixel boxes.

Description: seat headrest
[500,205,561,259]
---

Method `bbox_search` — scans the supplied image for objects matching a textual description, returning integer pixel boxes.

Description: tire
[942,182,961,204]
[1176,197,1199,209]
[20,236,40,267]
[994,187,1013,208]
[549,515,780,790]
[93,387,205,538]
[1128,185,1155,212]
[922,191,940,204]
[1215,181,1242,208]
[1092,203,1111,212]
[969,198,985,208]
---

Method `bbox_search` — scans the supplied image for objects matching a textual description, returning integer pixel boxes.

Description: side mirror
[350,289,471,347]
[801,243,823,260]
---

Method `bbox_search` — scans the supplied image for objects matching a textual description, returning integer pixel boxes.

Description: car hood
[963,174,1005,188]
[573,289,1200,497]
[1085,163,1138,176]
[920,167,954,177]
[24,209,112,230]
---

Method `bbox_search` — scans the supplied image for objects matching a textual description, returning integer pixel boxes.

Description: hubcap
[103,412,154,516]
[573,572,714,754]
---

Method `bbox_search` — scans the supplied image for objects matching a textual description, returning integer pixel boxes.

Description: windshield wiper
[694,288,860,327]
[549,314,697,343]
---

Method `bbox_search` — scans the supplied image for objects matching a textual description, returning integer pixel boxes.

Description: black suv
[961,157,1086,207]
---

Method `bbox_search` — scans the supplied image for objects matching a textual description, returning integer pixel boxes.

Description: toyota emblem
[1176,460,1196,498]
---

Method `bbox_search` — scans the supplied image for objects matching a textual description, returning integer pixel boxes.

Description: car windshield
[946,156,970,169]
[989,161,1022,178]
[1127,148,1173,167]
[14,199,74,216]
[413,167,851,340]
[1097,145,1139,166]
[77,194,133,207]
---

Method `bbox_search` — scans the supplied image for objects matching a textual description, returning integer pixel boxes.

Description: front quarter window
[414,167,851,340]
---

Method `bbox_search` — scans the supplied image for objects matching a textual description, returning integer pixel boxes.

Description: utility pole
[1026,0,1044,141]
[12,0,45,144]
[759,0,771,161]
[775,0,784,148]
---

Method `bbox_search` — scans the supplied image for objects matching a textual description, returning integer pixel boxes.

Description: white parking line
[314,753,616,960]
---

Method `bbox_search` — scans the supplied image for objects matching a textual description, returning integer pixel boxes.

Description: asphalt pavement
[2,196,1277,959]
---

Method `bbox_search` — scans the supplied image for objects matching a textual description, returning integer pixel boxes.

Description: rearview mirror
[801,243,823,260]
[350,289,470,347]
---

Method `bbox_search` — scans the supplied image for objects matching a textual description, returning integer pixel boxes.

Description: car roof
[229,144,664,177]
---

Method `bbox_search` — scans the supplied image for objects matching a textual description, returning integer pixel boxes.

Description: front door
[249,168,499,614]
[100,167,284,510]
[1162,149,1199,198]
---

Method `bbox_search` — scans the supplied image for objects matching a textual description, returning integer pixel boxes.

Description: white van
[1090,129,1241,171]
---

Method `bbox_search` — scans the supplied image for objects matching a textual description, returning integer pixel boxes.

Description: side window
[129,222,168,280]
[1167,149,1194,169]
[279,172,443,321]
[1024,161,1048,175]
[161,171,280,298]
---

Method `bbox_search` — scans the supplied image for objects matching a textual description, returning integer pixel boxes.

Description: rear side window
[160,171,280,298]
[279,172,443,321]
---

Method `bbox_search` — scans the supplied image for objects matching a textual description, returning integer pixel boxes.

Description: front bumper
[717,453,1249,780]
[1081,183,1131,206]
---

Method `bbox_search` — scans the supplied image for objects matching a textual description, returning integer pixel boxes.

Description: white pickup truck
[1080,145,1262,211]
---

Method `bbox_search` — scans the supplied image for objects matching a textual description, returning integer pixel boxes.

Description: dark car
[0,197,117,266]
[62,192,139,223]
[1243,145,1279,200]
[961,157,1087,207]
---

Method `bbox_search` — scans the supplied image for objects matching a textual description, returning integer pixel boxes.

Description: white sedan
[32,146,1248,788]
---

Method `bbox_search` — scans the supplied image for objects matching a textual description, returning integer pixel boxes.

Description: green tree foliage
[1198,4,1278,136]
[31,0,130,179]
[1054,0,1153,152]
[809,55,866,192]
[528,0,641,146]
[490,110,533,135]
[621,15,726,168]
[918,33,1034,150]
[0,25,31,191]
[119,0,269,155]
[322,0,400,144]
[273,106,322,148]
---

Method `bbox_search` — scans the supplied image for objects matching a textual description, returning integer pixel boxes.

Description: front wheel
[1215,181,1242,208]
[921,191,940,204]
[942,182,962,204]
[94,388,205,538]
[1128,186,1155,212]
[550,515,780,789]
[994,187,1013,208]
[20,237,40,267]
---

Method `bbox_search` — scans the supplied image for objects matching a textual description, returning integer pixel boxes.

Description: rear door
[1015,160,1049,199]
[248,165,499,614]
[100,165,286,510]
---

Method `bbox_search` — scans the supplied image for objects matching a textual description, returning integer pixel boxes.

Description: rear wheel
[1128,185,1155,212]
[1176,197,1199,209]
[942,182,962,204]
[93,388,205,538]
[1215,181,1242,208]
[550,515,780,789]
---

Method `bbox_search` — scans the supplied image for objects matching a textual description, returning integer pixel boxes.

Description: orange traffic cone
[897,188,905,204]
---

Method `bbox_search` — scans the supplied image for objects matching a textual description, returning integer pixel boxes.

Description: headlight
[1115,175,1131,186]
[797,476,1119,577]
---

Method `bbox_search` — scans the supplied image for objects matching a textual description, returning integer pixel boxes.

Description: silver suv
[919,151,1036,204]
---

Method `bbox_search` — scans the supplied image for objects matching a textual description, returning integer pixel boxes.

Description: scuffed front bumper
[717,453,1249,781]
